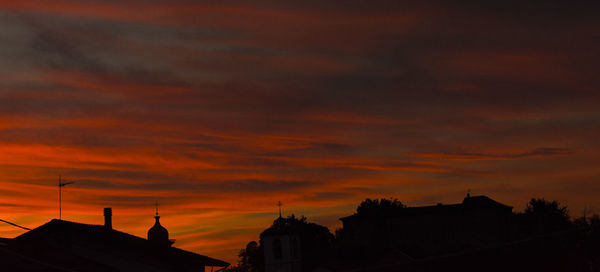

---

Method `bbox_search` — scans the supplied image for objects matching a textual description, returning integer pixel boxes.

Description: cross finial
[155,201,159,216]
[277,201,282,218]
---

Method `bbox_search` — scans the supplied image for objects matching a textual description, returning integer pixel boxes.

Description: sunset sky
[0,0,599,264]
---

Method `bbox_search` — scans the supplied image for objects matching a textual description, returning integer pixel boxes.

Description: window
[272,238,282,259]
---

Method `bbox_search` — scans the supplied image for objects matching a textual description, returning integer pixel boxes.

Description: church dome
[148,215,171,246]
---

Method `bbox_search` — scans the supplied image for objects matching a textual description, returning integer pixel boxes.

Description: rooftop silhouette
[0,208,229,271]
[229,195,600,272]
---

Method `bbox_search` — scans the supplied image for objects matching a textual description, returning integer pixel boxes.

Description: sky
[0,0,599,265]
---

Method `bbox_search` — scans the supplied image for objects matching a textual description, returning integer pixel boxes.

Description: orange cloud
[0,0,599,265]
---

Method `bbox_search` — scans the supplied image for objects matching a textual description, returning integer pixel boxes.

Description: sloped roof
[11,219,229,269]
[461,195,513,210]
[2,236,117,272]
[0,243,73,272]
[340,195,512,222]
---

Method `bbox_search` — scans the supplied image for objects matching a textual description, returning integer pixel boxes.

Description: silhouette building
[261,216,302,272]
[0,208,229,271]
[339,194,513,256]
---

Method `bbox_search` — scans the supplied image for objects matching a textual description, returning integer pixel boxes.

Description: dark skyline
[0,1,599,264]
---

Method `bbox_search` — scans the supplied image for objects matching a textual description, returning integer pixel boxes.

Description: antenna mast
[58,175,75,220]
[59,175,61,219]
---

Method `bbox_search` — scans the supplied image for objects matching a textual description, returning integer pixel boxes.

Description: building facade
[261,217,302,272]
[340,195,513,256]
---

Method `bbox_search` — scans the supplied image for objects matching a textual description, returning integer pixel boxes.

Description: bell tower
[147,202,174,247]
[261,202,302,272]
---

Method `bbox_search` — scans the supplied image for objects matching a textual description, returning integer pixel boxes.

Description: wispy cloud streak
[0,0,598,264]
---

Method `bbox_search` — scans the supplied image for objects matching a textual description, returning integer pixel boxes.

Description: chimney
[104,208,112,229]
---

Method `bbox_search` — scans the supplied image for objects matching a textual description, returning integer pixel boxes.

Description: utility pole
[58,175,74,220]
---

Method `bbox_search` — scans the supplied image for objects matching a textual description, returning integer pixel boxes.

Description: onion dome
[148,215,172,247]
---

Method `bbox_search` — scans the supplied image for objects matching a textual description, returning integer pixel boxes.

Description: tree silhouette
[523,198,571,233]
[355,197,405,217]
[233,241,263,272]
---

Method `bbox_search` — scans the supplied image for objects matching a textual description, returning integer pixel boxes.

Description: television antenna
[58,175,75,220]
